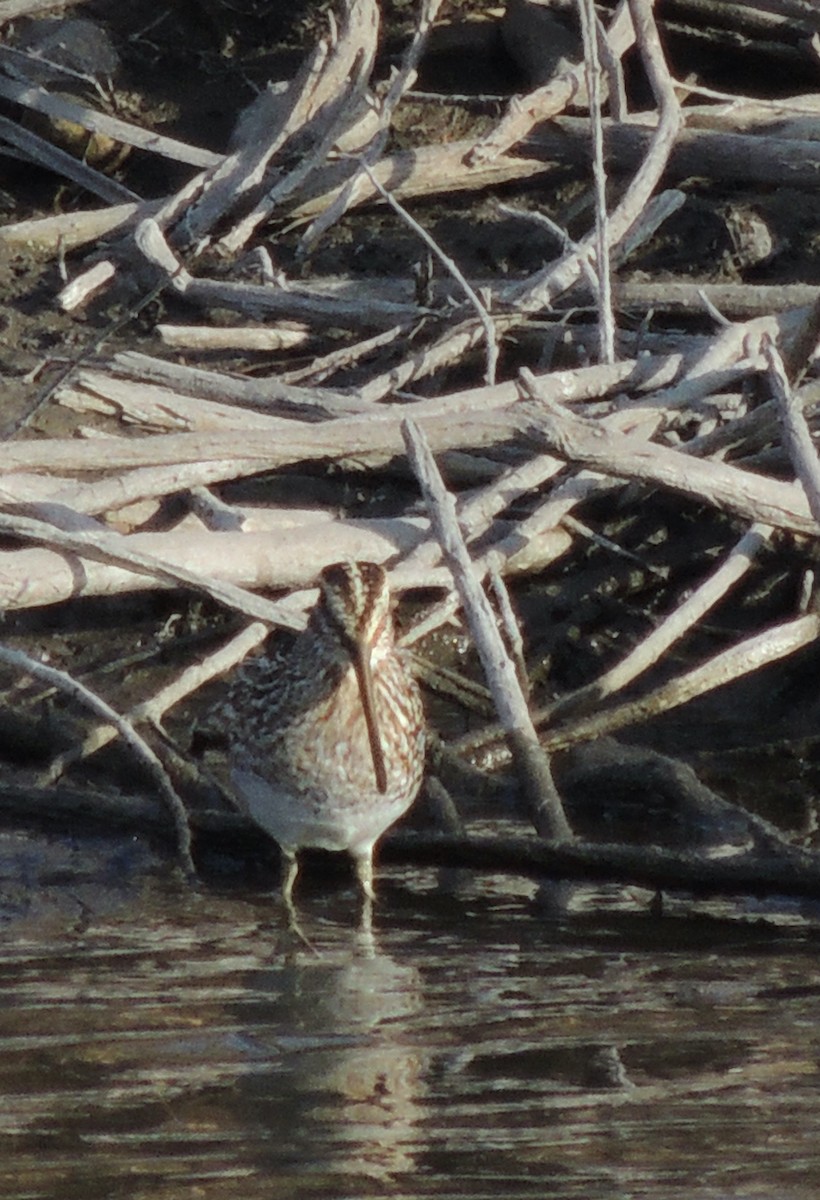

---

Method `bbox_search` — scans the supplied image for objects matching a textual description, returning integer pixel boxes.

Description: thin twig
[358,158,499,386]
[578,0,616,363]
[541,613,820,754]
[455,612,820,762]
[0,643,195,874]
[537,523,772,726]
[0,280,166,439]
[42,622,270,784]
[488,566,529,697]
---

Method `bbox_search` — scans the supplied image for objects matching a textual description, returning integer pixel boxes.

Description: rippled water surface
[1,832,820,1200]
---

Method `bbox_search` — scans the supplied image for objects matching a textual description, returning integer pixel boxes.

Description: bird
[226,561,425,906]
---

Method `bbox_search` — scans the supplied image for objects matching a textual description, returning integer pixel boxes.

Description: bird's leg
[353,848,376,902]
[356,851,375,940]
[279,850,315,946]
[280,849,299,905]
[359,893,374,942]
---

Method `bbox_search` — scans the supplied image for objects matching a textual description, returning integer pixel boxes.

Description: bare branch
[0,643,195,874]
[402,417,573,842]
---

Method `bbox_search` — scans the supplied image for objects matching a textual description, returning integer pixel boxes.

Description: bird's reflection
[232,907,425,1185]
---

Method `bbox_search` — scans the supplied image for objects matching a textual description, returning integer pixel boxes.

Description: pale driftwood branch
[613,189,687,265]
[0,0,92,20]
[595,3,627,120]
[355,314,554,403]
[108,351,363,418]
[66,258,819,337]
[161,55,328,244]
[0,141,553,258]
[0,199,149,254]
[453,421,656,583]
[614,309,820,434]
[500,476,601,575]
[542,523,773,725]
[58,372,329,434]
[0,642,195,875]
[217,91,371,256]
[540,613,820,754]
[0,510,308,627]
[678,91,820,136]
[0,406,521,474]
[215,0,380,253]
[689,375,820,466]
[685,0,816,38]
[179,271,422,331]
[488,566,529,693]
[455,611,820,762]
[394,487,577,626]
[58,260,116,311]
[765,335,820,524]
[397,445,578,588]
[476,407,664,580]
[518,370,818,535]
[0,75,221,168]
[10,341,816,493]
[399,591,461,647]
[155,325,309,352]
[360,339,683,405]
[0,472,80,507]
[137,219,423,331]
[458,451,572,539]
[2,347,734,516]
[585,282,820,320]
[189,0,378,252]
[0,513,431,610]
[0,459,286,520]
[506,0,682,316]
[279,324,406,385]
[528,114,820,190]
[188,488,246,532]
[466,0,635,166]
[288,139,554,222]
[618,311,782,413]
[777,294,820,384]
[298,0,443,253]
[0,113,137,203]
[356,0,681,399]
[97,268,820,328]
[402,417,573,843]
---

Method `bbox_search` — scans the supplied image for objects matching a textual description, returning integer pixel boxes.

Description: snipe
[227,562,425,903]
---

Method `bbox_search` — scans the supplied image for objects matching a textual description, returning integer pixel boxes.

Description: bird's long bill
[353,638,389,794]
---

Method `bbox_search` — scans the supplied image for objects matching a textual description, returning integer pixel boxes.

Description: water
[1,832,820,1199]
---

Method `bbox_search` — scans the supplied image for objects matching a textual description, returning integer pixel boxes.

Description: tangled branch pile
[2,0,820,904]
